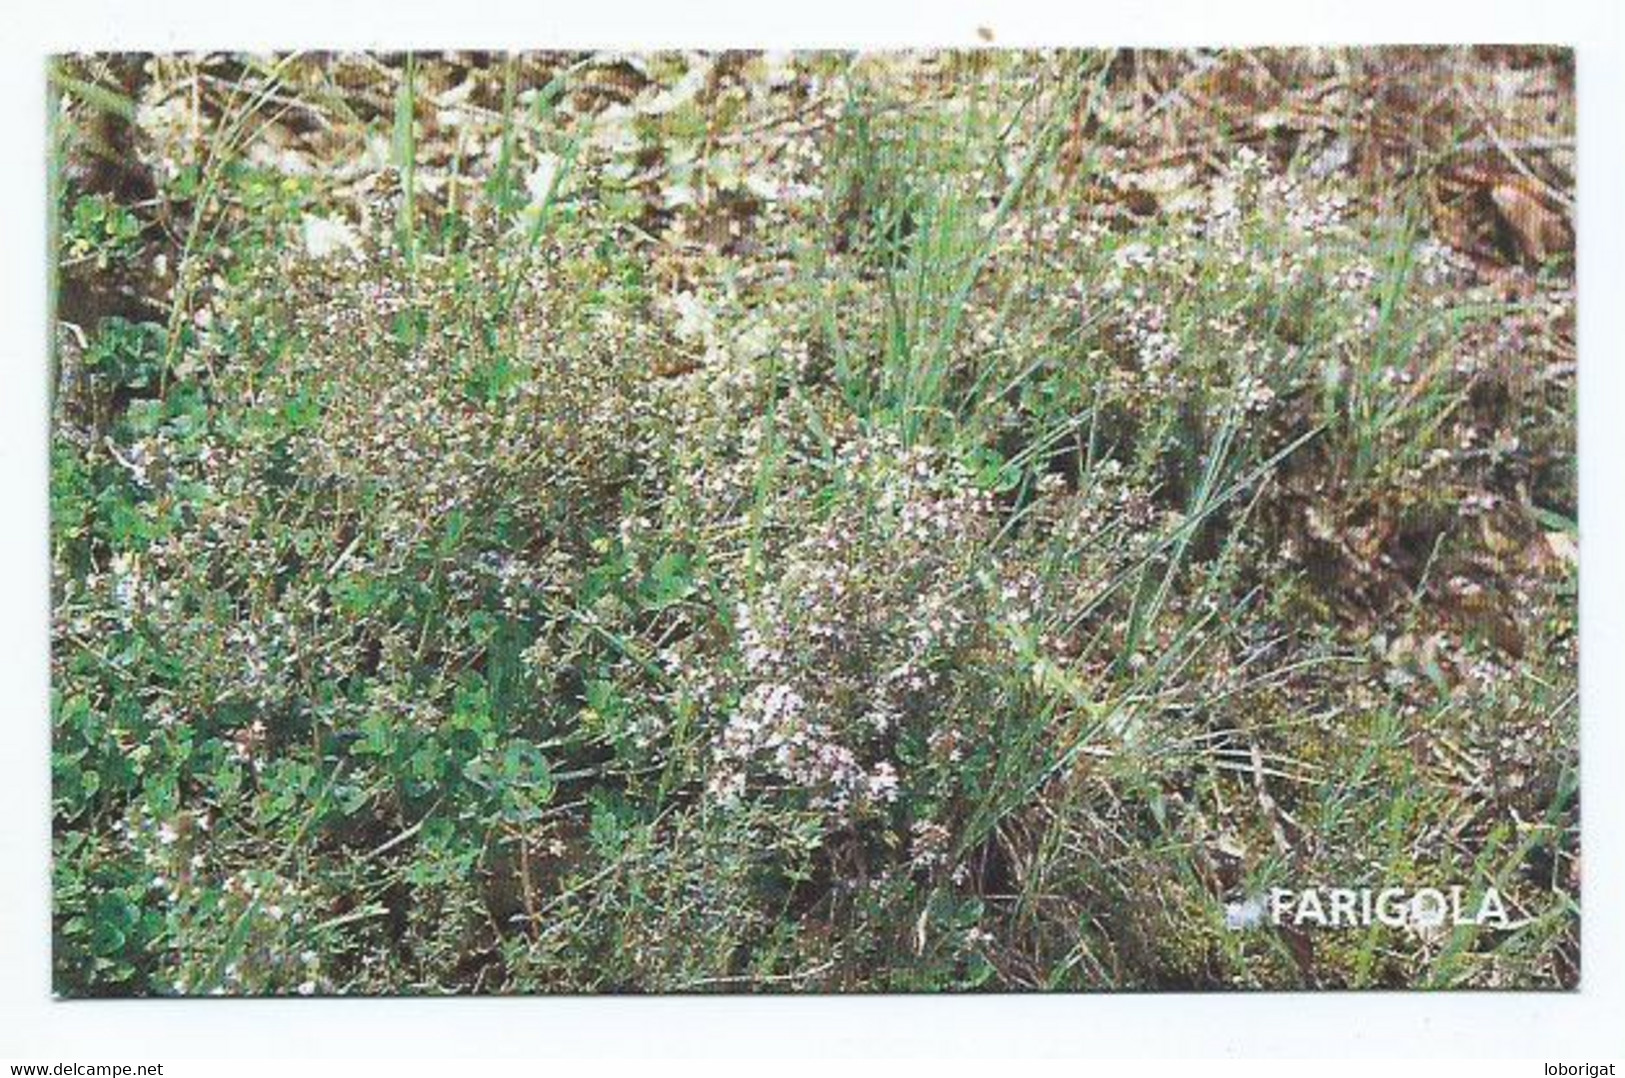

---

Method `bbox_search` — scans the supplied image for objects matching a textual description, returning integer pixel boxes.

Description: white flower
[524,154,562,204]
[300,215,361,260]
[707,768,745,806]
[867,762,900,803]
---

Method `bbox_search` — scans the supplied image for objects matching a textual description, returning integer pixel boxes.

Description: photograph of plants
[49,47,1577,996]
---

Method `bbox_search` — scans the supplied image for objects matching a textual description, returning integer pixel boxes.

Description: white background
[2,0,1620,1060]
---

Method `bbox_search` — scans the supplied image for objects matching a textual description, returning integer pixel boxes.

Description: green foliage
[50,49,1577,996]
[64,194,143,270]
